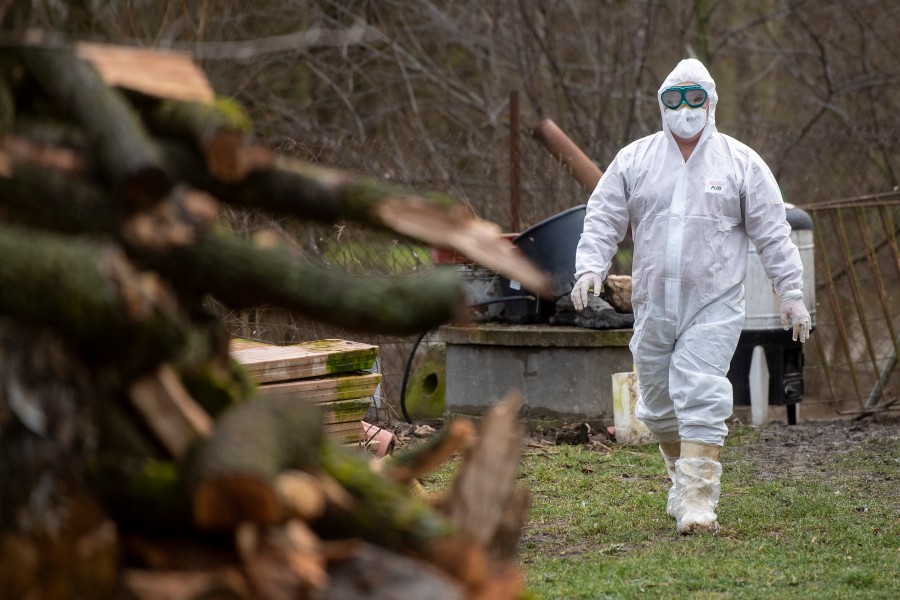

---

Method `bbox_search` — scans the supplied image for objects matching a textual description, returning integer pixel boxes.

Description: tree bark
[315,441,455,554]
[187,395,324,532]
[0,223,187,372]
[378,419,475,484]
[0,163,469,335]
[21,44,173,207]
[146,97,270,183]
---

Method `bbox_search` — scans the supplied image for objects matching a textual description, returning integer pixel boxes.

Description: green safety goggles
[660,85,708,109]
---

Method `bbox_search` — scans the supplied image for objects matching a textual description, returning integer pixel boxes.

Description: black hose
[398,295,535,423]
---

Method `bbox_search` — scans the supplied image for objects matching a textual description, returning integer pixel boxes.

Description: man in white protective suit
[571,58,811,534]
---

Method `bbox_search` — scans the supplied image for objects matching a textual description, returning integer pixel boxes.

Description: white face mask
[665,107,707,139]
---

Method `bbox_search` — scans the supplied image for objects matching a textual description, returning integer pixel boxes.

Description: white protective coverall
[575,59,804,447]
[574,59,806,533]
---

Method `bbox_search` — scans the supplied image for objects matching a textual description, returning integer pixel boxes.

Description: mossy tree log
[316,442,491,589]
[315,442,455,553]
[20,44,173,207]
[186,395,324,532]
[163,149,552,297]
[0,163,468,335]
[0,223,187,373]
[144,97,269,184]
[152,233,467,335]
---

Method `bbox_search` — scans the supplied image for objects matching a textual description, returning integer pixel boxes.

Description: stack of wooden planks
[229,338,380,444]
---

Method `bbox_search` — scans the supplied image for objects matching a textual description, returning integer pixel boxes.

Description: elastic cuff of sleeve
[780,289,803,302]
[575,270,606,281]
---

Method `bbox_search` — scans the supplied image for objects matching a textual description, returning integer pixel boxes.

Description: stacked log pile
[229,338,381,445]
[0,32,547,600]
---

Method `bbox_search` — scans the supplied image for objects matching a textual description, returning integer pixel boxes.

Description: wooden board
[325,421,365,443]
[256,372,382,404]
[230,339,378,383]
[228,338,271,351]
[320,398,372,425]
[76,42,215,104]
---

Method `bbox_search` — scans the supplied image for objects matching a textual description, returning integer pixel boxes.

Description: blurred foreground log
[21,44,174,207]
[0,35,535,599]
[188,396,323,531]
[441,392,529,562]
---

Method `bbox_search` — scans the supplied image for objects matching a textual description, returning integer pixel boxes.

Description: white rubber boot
[659,441,681,518]
[672,441,722,534]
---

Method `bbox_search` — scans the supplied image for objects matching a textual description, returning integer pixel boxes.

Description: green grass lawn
[421,424,899,599]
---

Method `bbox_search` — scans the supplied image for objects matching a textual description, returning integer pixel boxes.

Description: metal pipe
[532,118,603,192]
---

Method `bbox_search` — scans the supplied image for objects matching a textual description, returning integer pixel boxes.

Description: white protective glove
[571,272,604,311]
[780,290,811,343]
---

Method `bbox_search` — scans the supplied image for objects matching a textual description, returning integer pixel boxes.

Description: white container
[743,205,816,332]
[611,371,655,445]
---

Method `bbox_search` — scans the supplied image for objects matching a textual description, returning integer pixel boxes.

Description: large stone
[551,294,635,330]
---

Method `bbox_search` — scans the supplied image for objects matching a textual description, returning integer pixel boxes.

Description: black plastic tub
[499,205,586,322]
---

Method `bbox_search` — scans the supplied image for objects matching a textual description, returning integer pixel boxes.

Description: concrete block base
[436,324,634,424]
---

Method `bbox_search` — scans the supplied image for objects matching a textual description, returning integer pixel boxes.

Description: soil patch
[731,416,900,482]
[386,415,900,470]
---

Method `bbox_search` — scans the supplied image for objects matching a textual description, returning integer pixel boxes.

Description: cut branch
[21,44,173,206]
[151,232,469,335]
[146,98,271,183]
[440,391,526,548]
[379,419,475,484]
[171,152,553,297]
[128,364,214,460]
[187,395,324,531]
[0,164,467,335]
[0,223,187,371]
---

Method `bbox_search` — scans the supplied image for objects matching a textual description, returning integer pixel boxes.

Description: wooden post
[509,90,521,233]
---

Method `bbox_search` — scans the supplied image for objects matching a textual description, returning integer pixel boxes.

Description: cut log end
[428,535,488,591]
[205,133,272,184]
[121,167,176,209]
[193,475,281,531]
[274,470,327,522]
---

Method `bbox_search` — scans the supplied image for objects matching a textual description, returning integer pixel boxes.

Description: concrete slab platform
[437,324,634,424]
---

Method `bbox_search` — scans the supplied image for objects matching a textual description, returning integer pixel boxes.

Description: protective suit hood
[658,58,718,140]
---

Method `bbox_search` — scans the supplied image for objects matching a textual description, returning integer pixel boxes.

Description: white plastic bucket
[611,371,655,445]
